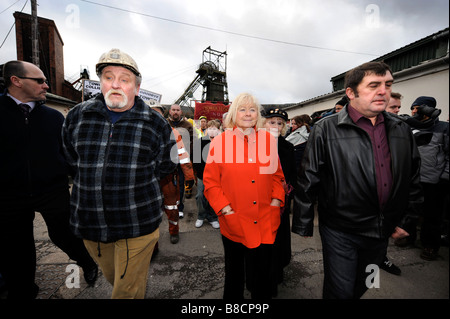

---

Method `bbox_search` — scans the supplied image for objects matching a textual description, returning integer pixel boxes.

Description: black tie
[19,103,31,123]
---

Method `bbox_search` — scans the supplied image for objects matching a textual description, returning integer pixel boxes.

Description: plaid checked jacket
[62,95,177,242]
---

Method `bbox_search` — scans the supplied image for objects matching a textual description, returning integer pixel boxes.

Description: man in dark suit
[0,60,97,299]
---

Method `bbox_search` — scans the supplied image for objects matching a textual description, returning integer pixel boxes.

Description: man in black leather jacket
[292,62,422,299]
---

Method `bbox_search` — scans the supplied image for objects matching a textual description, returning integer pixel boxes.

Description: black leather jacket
[292,107,423,239]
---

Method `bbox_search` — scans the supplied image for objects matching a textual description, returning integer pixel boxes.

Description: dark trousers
[222,236,273,300]
[0,188,95,299]
[421,182,446,250]
[178,165,185,212]
[319,224,387,299]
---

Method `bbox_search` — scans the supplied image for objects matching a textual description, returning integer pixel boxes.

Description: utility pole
[31,0,39,67]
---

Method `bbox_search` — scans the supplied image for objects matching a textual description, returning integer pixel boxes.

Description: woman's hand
[221,205,234,215]
[270,199,281,207]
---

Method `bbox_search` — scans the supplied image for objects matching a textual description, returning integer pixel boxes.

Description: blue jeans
[319,223,387,299]
[196,178,218,222]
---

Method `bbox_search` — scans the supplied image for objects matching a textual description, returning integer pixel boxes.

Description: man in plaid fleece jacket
[62,49,177,298]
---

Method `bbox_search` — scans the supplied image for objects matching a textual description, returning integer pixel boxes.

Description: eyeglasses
[16,76,49,85]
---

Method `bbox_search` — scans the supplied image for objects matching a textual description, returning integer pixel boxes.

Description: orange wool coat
[203,128,285,248]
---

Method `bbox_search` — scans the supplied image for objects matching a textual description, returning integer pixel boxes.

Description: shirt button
[252,180,255,183]
[254,221,257,224]
[253,201,257,204]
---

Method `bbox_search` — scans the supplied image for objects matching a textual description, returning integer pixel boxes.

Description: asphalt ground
[1,184,448,316]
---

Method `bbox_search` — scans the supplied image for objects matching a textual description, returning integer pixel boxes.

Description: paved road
[24,185,449,303]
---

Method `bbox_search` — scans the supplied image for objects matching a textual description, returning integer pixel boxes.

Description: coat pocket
[270,205,281,234]
[219,212,245,242]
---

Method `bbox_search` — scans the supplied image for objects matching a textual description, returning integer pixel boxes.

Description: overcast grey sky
[1,0,448,105]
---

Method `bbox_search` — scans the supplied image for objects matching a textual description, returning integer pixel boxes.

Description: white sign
[82,79,162,104]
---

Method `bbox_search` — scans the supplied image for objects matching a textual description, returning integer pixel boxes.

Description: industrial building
[282,28,449,122]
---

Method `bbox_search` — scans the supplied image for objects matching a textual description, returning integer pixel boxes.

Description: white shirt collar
[6,93,36,111]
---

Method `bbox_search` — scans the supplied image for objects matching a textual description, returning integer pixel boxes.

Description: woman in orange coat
[203,93,285,299]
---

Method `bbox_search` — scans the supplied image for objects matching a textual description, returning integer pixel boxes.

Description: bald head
[3,60,49,102]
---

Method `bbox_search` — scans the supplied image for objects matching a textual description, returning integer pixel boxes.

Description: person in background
[150,103,194,245]
[292,62,422,299]
[314,96,348,123]
[198,115,208,137]
[168,104,195,214]
[0,60,98,299]
[409,96,449,261]
[204,93,285,299]
[286,114,311,167]
[191,118,202,140]
[386,92,402,114]
[394,97,446,257]
[324,96,348,117]
[221,112,229,130]
[193,120,221,229]
[441,116,450,248]
[380,92,405,276]
[333,96,348,113]
[62,48,176,299]
[262,107,296,297]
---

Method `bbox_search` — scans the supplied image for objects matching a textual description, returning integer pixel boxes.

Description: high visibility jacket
[172,128,194,181]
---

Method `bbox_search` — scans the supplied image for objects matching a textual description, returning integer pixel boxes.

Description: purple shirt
[347,104,392,210]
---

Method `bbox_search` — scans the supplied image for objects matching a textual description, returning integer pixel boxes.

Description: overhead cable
[80,0,379,57]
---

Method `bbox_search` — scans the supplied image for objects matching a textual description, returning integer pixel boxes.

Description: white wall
[393,69,449,121]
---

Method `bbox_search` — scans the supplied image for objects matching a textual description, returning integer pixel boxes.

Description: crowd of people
[0,49,448,300]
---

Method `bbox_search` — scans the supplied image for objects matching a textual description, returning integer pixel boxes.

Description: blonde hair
[263,117,288,136]
[224,93,264,129]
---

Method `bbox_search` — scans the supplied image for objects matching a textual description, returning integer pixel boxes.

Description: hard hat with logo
[96,48,141,77]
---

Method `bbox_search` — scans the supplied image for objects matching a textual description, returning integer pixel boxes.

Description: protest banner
[194,101,230,120]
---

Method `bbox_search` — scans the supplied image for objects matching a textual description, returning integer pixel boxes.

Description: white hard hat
[143,99,162,110]
[96,48,141,77]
